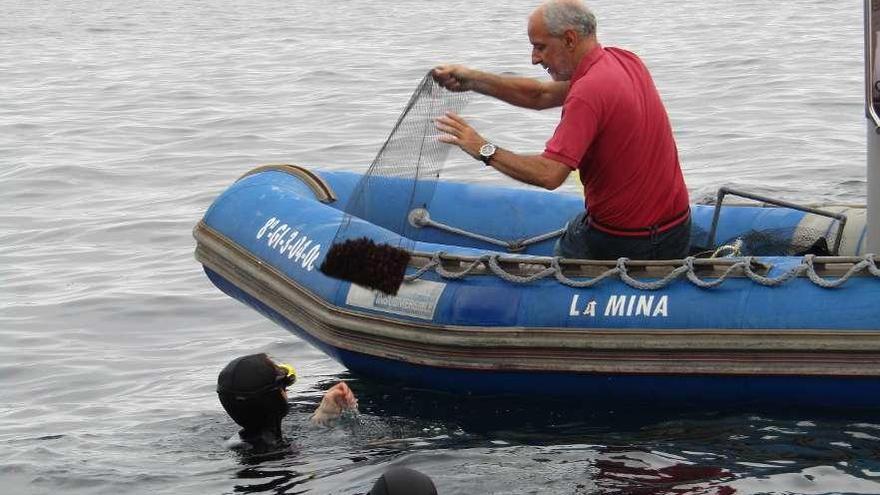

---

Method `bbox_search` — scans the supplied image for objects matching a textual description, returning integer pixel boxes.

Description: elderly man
[433,0,690,260]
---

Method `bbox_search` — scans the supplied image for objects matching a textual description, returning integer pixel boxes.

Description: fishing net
[320,71,469,293]
[734,227,834,256]
[690,224,839,257]
[340,72,469,238]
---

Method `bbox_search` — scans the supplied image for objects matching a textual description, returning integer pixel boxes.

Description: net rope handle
[403,253,880,290]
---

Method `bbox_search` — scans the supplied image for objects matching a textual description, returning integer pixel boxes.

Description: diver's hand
[310,382,358,426]
[435,112,486,160]
[432,65,476,92]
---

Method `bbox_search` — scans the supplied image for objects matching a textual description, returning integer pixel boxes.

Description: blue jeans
[553,210,691,260]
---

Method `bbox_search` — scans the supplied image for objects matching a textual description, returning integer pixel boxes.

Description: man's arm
[435,112,572,190]
[433,65,569,110]
[488,147,571,190]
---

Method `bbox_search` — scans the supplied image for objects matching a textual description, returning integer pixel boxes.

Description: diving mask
[276,363,297,389]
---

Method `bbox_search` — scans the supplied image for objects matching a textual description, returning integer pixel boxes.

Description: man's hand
[434,112,486,160]
[432,65,475,92]
[310,382,358,427]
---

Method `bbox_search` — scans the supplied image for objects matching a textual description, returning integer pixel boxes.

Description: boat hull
[206,265,880,410]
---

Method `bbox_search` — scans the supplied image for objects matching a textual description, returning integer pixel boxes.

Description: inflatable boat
[194,164,880,409]
[195,3,880,409]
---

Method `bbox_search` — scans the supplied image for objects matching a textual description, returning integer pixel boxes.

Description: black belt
[585,208,691,238]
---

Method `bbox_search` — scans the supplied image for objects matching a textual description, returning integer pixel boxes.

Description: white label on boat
[569,294,669,318]
[345,280,446,320]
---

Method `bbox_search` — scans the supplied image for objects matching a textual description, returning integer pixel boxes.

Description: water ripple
[1,0,874,493]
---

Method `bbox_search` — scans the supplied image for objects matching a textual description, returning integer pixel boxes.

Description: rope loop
[486,254,556,283]
[685,257,747,288]
[551,257,620,287]
[802,254,872,289]
[615,257,692,290]
[403,251,441,281]
[434,253,489,279]
[741,256,801,286]
[866,254,880,277]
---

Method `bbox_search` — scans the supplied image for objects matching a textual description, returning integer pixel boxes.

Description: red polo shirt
[542,45,689,234]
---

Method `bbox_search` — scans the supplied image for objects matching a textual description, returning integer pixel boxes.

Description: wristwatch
[478,142,497,165]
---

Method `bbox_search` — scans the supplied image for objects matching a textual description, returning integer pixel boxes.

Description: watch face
[480,143,496,157]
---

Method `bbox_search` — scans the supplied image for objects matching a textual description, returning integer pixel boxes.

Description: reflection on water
[219,377,880,494]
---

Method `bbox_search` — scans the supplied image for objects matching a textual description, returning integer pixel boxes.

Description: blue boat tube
[194,164,880,409]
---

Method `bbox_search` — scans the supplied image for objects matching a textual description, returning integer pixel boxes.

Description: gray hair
[542,0,597,38]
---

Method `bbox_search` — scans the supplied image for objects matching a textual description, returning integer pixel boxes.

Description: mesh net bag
[320,72,469,293]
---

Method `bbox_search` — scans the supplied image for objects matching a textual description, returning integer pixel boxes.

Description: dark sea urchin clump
[319,238,411,295]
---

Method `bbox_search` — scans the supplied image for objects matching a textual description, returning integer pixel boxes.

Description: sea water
[2,0,877,493]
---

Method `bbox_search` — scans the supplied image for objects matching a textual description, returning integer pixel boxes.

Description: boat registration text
[256,216,322,271]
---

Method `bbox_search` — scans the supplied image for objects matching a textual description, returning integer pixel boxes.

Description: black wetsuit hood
[217,354,290,450]
[368,467,438,495]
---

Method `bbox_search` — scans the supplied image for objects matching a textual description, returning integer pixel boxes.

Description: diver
[216,353,358,454]
[218,354,440,493]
